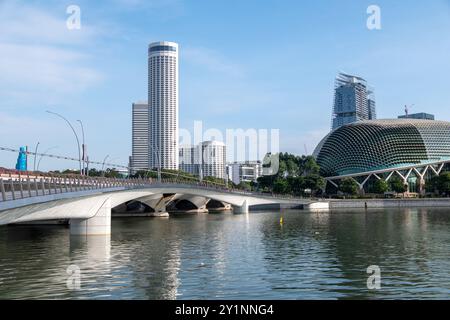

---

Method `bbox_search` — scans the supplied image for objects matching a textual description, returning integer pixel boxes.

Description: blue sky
[1,0,450,171]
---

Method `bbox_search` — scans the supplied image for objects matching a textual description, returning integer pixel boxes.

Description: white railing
[0,168,306,203]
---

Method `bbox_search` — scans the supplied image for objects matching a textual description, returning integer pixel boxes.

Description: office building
[227,161,262,185]
[331,72,376,130]
[130,101,149,172]
[148,41,179,170]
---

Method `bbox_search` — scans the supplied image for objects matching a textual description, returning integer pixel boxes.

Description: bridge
[0,169,328,235]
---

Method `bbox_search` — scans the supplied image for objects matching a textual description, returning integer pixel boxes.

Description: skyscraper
[331,72,376,130]
[131,101,149,172]
[148,41,179,170]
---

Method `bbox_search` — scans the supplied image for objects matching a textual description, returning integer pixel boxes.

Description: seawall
[329,198,450,209]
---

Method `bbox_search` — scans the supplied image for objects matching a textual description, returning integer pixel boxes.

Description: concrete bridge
[0,170,328,235]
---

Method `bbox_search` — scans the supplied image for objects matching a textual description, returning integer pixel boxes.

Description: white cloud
[0,2,103,103]
[280,128,329,156]
[0,2,98,45]
[183,47,244,77]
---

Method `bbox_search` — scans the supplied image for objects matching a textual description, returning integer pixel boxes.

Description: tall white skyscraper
[131,101,149,172]
[148,41,179,170]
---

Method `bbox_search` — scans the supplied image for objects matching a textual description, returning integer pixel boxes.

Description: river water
[1,208,450,299]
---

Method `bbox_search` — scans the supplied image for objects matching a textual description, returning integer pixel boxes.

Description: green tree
[256,153,325,195]
[273,178,289,194]
[303,156,320,175]
[436,172,450,195]
[237,181,252,191]
[287,176,303,195]
[390,176,407,193]
[104,168,120,178]
[373,179,388,194]
[340,178,359,195]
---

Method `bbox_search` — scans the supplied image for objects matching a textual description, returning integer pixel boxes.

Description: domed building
[313,119,450,193]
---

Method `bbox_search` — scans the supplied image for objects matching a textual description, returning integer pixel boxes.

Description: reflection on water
[1,208,450,299]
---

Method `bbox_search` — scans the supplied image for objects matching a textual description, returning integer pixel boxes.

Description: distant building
[130,101,149,173]
[178,141,227,180]
[398,112,435,120]
[332,72,376,130]
[201,141,227,179]
[148,41,179,170]
[227,161,262,185]
[179,145,199,176]
[314,119,450,193]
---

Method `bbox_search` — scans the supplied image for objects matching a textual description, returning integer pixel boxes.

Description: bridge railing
[0,168,308,203]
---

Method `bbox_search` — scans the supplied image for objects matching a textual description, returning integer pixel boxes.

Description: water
[1,208,450,299]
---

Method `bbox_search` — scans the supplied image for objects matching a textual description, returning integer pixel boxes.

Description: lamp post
[46,110,82,175]
[149,144,161,183]
[36,146,58,171]
[77,120,87,175]
[102,155,109,177]
[33,142,40,172]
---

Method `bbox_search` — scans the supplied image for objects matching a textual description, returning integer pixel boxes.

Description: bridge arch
[0,184,320,235]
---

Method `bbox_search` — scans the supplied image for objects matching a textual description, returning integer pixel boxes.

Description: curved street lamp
[102,155,120,177]
[77,120,87,175]
[36,146,59,171]
[46,110,82,175]
[101,154,109,177]
[33,141,40,171]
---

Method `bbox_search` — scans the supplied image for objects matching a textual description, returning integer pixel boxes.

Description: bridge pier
[232,199,249,214]
[70,198,111,236]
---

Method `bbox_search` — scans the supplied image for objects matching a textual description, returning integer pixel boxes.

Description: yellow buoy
[280,216,283,224]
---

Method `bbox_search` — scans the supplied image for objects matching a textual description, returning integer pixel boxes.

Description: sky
[1,0,450,171]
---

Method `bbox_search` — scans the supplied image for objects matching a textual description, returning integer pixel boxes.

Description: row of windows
[149,45,177,52]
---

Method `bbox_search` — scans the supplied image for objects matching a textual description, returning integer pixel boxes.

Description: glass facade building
[331,73,376,130]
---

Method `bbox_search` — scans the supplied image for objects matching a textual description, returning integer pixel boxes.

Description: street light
[77,120,87,175]
[33,141,40,171]
[36,146,59,171]
[102,156,120,177]
[46,110,82,175]
[102,154,109,177]
[149,144,161,183]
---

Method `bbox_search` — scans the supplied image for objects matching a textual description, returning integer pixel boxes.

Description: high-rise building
[179,145,199,176]
[201,141,227,179]
[178,141,227,180]
[148,41,179,170]
[331,72,376,130]
[130,101,149,172]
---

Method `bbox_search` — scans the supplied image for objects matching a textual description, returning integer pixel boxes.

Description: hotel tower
[148,41,179,170]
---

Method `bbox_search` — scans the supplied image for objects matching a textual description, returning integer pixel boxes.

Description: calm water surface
[1,208,450,299]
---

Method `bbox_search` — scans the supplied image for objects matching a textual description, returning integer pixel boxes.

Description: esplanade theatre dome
[313,119,450,177]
